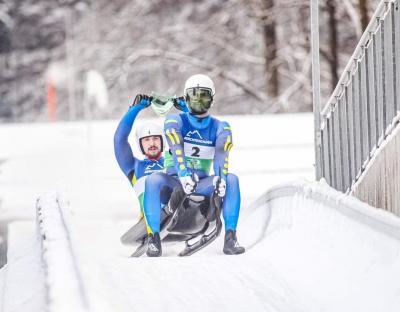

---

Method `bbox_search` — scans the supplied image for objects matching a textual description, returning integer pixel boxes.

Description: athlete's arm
[114,100,149,182]
[213,121,233,179]
[164,114,188,177]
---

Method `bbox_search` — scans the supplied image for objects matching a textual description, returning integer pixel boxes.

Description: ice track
[4,180,400,312]
[1,116,400,311]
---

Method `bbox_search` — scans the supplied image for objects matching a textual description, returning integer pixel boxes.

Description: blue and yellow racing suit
[114,104,164,213]
[143,112,241,234]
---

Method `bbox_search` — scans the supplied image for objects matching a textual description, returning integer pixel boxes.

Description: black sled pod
[120,188,223,257]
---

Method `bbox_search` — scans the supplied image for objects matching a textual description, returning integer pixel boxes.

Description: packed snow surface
[1,114,400,311]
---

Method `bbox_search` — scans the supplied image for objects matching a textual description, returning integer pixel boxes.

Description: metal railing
[320,0,400,193]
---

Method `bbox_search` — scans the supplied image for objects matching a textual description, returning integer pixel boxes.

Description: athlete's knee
[145,172,166,189]
[226,173,239,187]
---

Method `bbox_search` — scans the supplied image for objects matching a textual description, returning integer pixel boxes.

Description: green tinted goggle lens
[186,88,213,113]
[186,88,212,100]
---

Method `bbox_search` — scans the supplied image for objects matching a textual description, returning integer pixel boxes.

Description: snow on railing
[36,191,89,312]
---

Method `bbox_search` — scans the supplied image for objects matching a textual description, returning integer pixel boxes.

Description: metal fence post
[376,21,385,144]
[345,82,355,186]
[328,115,336,188]
[333,105,342,190]
[360,50,370,166]
[322,123,331,184]
[338,96,349,191]
[392,3,399,113]
[367,35,378,151]
[384,11,395,129]
[311,0,322,180]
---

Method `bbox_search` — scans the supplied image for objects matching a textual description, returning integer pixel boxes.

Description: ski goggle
[150,92,174,116]
[185,87,213,114]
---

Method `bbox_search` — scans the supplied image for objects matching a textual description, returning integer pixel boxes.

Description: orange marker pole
[47,80,57,122]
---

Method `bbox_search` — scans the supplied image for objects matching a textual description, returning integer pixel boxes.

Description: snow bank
[36,191,90,312]
[1,221,46,312]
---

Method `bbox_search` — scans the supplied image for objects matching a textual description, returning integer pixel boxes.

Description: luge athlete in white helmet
[114,95,166,216]
[143,74,245,257]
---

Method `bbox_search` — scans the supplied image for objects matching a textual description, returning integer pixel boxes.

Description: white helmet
[184,74,216,96]
[184,74,215,115]
[136,122,164,155]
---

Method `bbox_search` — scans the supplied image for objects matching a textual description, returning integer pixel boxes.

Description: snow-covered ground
[1,113,400,311]
[0,113,314,220]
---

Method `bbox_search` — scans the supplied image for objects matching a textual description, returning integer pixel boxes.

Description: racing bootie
[223,230,245,255]
[147,232,162,257]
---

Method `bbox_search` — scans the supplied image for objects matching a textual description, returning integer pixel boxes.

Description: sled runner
[120,188,223,257]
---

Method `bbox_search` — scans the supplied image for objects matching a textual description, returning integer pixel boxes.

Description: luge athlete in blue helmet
[143,74,245,257]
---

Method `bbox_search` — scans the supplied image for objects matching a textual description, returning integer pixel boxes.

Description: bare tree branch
[342,0,362,37]
[122,48,270,103]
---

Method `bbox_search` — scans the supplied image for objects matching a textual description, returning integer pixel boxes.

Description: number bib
[184,142,215,172]
[184,142,215,159]
[164,113,219,174]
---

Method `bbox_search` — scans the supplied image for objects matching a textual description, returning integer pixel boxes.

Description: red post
[47,80,57,122]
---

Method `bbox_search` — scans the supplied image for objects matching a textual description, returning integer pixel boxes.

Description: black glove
[132,94,153,108]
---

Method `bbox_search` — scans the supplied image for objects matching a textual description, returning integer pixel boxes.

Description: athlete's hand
[173,96,188,112]
[132,94,152,108]
[179,173,199,194]
[213,176,226,197]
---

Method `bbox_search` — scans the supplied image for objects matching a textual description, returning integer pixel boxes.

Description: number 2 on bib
[191,146,200,157]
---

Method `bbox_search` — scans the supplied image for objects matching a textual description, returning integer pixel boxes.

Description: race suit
[113,104,164,213]
[143,112,241,234]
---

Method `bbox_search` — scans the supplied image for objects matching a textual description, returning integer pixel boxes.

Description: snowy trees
[359,0,370,30]
[0,0,381,121]
[256,0,279,98]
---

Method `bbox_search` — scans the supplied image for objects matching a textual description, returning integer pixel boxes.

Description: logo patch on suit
[184,130,212,145]
[145,162,163,174]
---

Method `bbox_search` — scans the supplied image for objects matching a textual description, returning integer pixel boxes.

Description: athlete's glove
[132,94,152,108]
[213,176,226,197]
[179,173,199,194]
[173,96,188,112]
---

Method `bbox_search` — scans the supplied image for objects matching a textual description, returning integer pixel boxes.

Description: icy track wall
[36,192,90,312]
[248,180,400,243]
[245,180,400,311]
